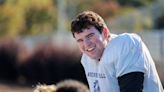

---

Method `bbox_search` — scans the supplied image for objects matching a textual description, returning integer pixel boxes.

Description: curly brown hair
[56,79,89,92]
[33,84,56,92]
[71,11,107,37]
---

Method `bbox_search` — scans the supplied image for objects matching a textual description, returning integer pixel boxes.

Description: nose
[84,38,92,47]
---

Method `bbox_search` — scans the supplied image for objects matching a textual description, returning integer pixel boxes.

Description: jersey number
[93,80,100,92]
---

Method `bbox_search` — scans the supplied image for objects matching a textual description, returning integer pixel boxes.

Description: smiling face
[74,26,108,60]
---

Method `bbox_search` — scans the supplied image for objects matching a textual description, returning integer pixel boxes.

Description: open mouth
[86,45,96,52]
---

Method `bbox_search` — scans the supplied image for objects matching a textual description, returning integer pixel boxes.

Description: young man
[71,11,164,92]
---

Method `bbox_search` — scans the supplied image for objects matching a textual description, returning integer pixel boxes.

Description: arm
[118,72,144,92]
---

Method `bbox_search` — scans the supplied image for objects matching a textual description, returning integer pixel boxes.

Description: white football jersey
[81,33,164,92]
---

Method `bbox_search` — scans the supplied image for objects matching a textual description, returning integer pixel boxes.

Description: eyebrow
[76,38,83,42]
[86,33,94,38]
[76,32,95,42]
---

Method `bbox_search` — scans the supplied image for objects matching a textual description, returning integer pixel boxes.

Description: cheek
[93,38,102,44]
[92,35,103,42]
[78,43,84,52]
[94,38,104,48]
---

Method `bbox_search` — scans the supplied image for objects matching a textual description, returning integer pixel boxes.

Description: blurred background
[0,0,163,91]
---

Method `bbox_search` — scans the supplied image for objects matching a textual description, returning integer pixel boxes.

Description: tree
[0,0,57,38]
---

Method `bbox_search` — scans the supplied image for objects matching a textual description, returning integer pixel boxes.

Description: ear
[102,27,109,40]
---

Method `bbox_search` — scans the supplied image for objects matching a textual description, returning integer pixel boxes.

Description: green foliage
[0,0,5,5]
[0,0,57,38]
[0,13,9,36]
[117,0,155,7]
[0,0,157,38]
[68,0,121,19]
[24,8,57,35]
[156,15,164,29]
[26,9,51,24]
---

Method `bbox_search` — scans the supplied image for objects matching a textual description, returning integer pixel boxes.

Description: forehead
[74,26,100,38]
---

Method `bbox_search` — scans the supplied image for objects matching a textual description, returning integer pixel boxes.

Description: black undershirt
[118,72,144,92]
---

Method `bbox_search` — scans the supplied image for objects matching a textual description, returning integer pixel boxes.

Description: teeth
[86,46,95,51]
[88,48,94,51]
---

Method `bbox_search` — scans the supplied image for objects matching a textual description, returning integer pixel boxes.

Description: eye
[87,33,94,39]
[77,39,83,43]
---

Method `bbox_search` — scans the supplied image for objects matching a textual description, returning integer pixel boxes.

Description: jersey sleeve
[114,33,146,78]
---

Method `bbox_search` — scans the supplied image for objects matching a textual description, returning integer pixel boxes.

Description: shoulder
[111,33,141,43]
[109,33,146,77]
[104,33,142,57]
[108,33,142,48]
